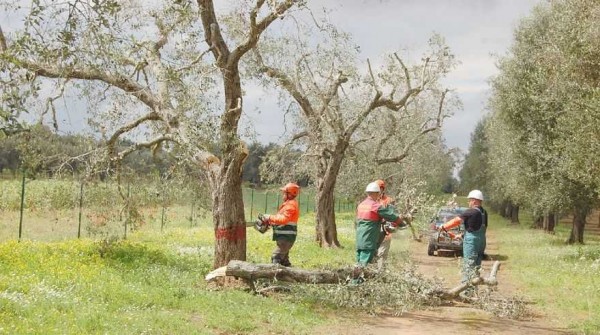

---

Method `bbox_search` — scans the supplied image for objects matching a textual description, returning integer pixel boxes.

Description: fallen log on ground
[206,260,355,284]
[205,260,501,300]
[438,260,500,299]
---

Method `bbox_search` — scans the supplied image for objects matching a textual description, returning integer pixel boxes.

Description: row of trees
[460,0,599,243]
[0,124,292,187]
[1,0,457,267]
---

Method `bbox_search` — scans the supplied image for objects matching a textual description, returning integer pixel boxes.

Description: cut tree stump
[205,260,501,301]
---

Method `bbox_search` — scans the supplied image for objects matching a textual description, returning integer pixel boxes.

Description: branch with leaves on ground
[205,260,501,302]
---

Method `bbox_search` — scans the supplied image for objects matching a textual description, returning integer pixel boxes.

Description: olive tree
[487,0,600,242]
[253,19,457,247]
[0,0,302,267]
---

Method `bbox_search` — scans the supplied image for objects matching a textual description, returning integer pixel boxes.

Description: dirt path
[322,230,573,335]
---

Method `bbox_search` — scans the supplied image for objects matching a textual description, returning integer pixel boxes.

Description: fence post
[250,188,254,221]
[305,193,309,213]
[77,181,84,239]
[264,191,268,213]
[124,182,131,240]
[190,196,195,227]
[18,169,26,242]
[161,191,166,232]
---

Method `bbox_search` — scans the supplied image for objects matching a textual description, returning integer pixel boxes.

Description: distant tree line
[459,0,600,244]
[0,125,308,188]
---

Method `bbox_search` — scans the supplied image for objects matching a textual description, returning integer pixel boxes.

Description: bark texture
[567,207,587,244]
[542,213,556,233]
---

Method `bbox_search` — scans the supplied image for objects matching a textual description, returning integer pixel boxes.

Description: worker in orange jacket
[260,183,300,267]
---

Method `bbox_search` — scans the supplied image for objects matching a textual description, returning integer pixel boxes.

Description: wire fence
[0,172,356,242]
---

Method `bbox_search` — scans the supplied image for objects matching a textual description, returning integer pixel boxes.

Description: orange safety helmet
[375,179,386,191]
[280,183,300,197]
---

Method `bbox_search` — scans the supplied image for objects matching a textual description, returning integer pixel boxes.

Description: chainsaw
[245,214,270,234]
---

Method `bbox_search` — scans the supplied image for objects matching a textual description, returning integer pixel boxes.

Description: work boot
[280,258,292,267]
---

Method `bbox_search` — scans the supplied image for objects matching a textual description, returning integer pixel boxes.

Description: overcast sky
[244,0,543,152]
[2,0,542,154]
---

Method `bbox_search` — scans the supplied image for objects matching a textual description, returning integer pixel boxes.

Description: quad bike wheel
[427,241,436,256]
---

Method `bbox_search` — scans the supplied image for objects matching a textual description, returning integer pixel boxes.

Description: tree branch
[15,60,161,110]
[106,111,162,149]
[317,71,348,134]
[229,0,298,67]
[393,52,411,91]
[290,131,309,142]
[373,112,398,158]
[375,89,449,165]
[41,79,70,130]
[367,58,381,94]
[255,50,315,119]
[344,89,382,139]
[117,135,174,160]
[175,47,213,72]
[0,25,7,52]
[198,0,231,67]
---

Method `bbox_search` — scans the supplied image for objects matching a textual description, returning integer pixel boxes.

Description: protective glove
[258,213,270,223]
[383,222,398,234]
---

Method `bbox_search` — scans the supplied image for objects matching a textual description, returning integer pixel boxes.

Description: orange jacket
[269,199,299,226]
[379,194,394,207]
[442,217,462,230]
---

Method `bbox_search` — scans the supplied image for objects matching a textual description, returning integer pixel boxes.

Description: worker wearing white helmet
[351,182,404,284]
[440,189,488,294]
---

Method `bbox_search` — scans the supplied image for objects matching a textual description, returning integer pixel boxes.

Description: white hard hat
[365,182,381,193]
[467,190,484,201]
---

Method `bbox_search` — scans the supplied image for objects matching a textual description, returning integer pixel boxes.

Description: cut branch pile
[206,260,502,301]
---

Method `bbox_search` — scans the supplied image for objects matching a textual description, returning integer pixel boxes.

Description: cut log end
[442,261,501,299]
[205,265,228,282]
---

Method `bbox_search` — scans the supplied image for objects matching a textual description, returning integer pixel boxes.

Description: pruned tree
[0,0,303,267]
[253,22,457,247]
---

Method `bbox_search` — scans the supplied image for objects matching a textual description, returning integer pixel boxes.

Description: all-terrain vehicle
[427,207,467,256]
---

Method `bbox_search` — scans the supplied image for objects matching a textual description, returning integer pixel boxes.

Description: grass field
[1,194,599,334]
[494,217,600,334]
[0,210,358,335]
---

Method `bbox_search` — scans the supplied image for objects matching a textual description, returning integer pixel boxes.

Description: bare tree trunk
[315,186,341,247]
[198,0,299,268]
[212,162,247,268]
[532,215,543,229]
[510,204,520,224]
[504,202,513,219]
[566,207,587,244]
[543,213,555,233]
[314,145,347,248]
[211,67,248,268]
